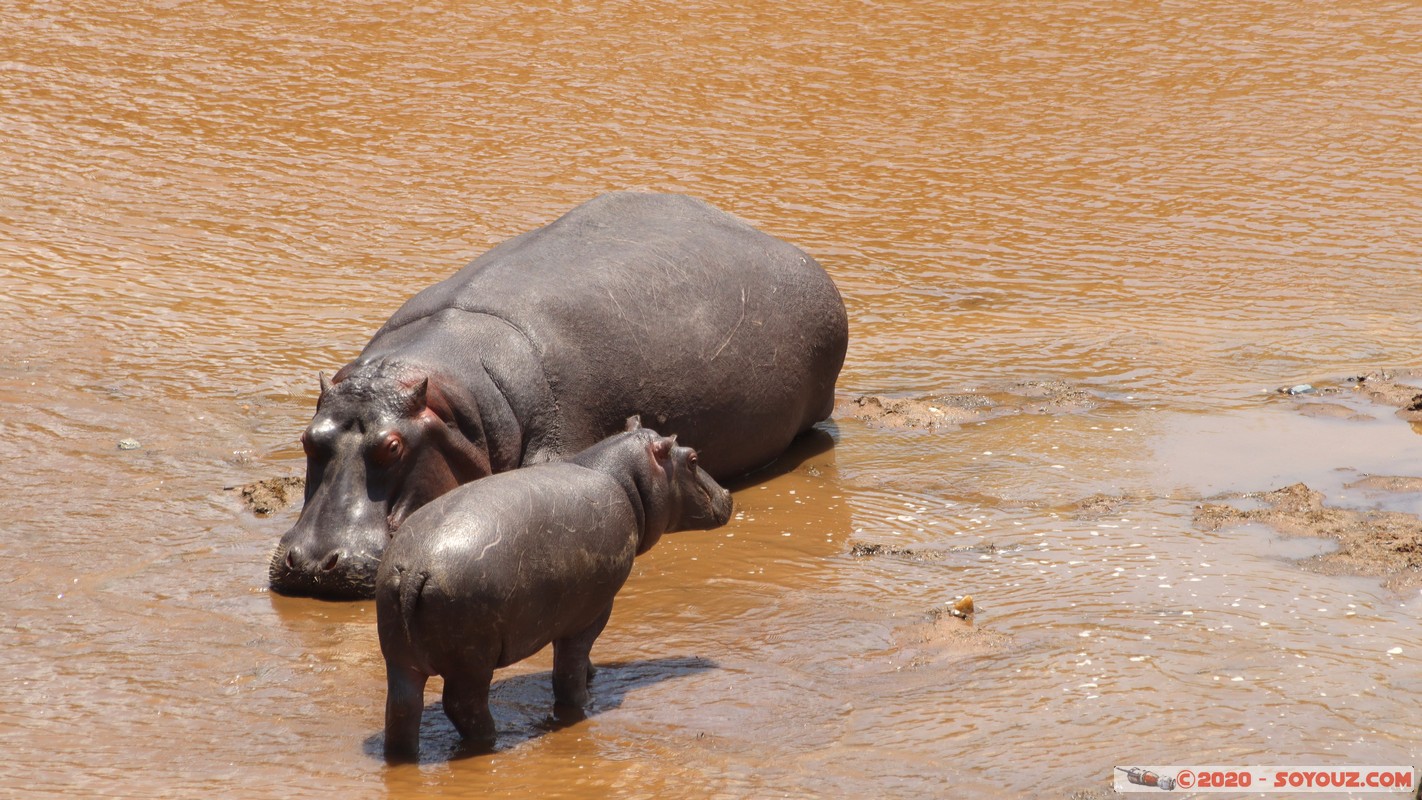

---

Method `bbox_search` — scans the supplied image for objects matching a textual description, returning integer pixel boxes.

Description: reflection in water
[4,0,1422,796]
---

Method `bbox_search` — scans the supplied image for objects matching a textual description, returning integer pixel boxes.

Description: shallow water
[4,1,1422,797]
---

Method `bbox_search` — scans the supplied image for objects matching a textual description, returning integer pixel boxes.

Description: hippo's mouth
[267,545,379,600]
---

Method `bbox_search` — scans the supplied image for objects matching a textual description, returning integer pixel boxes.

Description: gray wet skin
[270,192,846,599]
[374,419,734,761]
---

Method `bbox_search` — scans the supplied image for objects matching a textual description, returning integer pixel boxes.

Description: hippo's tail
[379,565,432,671]
[398,566,430,629]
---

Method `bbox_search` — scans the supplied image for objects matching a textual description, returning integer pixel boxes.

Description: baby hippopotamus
[375,418,734,760]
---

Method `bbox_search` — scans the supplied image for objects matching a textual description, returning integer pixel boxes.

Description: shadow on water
[362,656,718,764]
[723,423,837,492]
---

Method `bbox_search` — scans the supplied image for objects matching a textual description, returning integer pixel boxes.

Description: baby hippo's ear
[648,435,676,467]
[624,415,643,432]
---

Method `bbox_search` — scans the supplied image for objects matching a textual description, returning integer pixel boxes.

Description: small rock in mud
[1275,382,1346,397]
[1194,482,1422,590]
[234,476,304,516]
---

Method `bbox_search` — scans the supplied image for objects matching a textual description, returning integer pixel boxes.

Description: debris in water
[947,595,975,619]
[234,476,305,516]
[117,438,141,450]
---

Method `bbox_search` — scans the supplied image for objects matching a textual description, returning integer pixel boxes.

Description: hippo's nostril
[322,552,340,572]
[285,552,296,570]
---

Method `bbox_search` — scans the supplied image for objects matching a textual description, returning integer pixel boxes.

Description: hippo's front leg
[552,605,613,708]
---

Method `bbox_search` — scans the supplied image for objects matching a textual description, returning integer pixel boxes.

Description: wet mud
[891,602,1012,669]
[1196,483,1422,591]
[234,476,304,517]
[1281,369,1422,423]
[1347,475,1422,495]
[1182,369,1420,589]
[848,540,1003,561]
[1063,492,1165,520]
[833,380,1102,432]
[840,368,1422,598]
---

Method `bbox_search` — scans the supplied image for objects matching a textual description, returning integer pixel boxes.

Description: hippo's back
[376,192,848,478]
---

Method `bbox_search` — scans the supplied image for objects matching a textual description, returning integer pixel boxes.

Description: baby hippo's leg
[552,605,613,708]
[384,664,429,762]
[442,661,497,750]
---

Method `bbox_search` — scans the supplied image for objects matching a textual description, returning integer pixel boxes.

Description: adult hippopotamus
[269,192,847,599]
[377,419,733,760]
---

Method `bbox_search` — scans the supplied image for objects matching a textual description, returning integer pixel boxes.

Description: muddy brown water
[5,2,1422,797]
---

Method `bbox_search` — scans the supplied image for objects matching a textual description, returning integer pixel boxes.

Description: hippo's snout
[269,534,383,600]
[705,483,734,527]
[681,471,734,532]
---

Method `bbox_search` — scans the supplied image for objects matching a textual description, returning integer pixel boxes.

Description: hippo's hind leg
[552,604,613,709]
[383,663,429,763]
[442,660,497,750]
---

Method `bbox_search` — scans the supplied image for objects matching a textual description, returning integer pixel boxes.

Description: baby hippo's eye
[371,432,405,468]
[687,451,698,468]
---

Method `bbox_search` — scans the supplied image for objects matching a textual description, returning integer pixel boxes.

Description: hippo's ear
[318,371,331,397]
[399,377,429,415]
[624,415,642,432]
[650,435,675,462]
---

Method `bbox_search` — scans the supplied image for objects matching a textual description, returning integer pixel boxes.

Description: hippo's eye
[371,433,405,468]
[300,431,316,458]
[687,451,698,468]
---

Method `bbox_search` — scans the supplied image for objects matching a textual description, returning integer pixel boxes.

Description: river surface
[4,1,1422,797]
